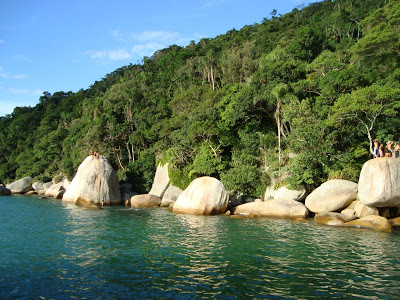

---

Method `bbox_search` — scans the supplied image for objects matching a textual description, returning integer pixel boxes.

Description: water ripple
[1,196,400,299]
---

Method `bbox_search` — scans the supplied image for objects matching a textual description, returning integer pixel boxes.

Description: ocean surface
[1,195,399,299]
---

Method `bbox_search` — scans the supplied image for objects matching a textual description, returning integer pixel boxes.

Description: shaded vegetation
[1,0,399,197]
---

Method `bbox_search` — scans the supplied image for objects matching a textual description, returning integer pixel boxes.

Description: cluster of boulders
[2,175,69,199]
[230,158,400,232]
[2,156,400,232]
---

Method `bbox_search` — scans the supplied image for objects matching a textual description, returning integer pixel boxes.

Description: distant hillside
[1,0,399,197]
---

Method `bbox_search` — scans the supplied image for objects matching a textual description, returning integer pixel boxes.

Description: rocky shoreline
[2,156,400,232]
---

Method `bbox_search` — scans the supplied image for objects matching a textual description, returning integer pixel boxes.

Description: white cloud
[86,48,132,61]
[9,87,29,94]
[32,89,43,96]
[133,31,181,43]
[8,87,42,96]
[131,43,165,57]
[109,49,132,60]
[0,66,28,79]
[86,30,197,62]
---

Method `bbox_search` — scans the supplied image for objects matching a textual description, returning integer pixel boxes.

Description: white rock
[233,199,308,218]
[305,179,358,213]
[149,163,170,198]
[358,158,400,207]
[172,176,229,215]
[62,156,121,206]
[161,184,182,207]
[6,177,33,194]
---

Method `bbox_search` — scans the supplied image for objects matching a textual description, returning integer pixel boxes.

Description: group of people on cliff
[373,140,400,158]
[89,150,104,159]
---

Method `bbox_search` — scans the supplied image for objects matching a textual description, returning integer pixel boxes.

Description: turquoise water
[1,195,399,299]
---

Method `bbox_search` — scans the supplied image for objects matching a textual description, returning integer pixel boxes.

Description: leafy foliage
[0,0,398,198]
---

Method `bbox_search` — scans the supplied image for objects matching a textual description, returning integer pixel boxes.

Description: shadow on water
[1,195,400,299]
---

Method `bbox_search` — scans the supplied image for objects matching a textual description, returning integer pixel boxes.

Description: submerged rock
[81,203,102,210]
[305,179,358,213]
[314,212,356,226]
[172,176,229,215]
[341,215,392,232]
[6,177,33,194]
[62,156,121,206]
[358,158,400,207]
[233,199,308,219]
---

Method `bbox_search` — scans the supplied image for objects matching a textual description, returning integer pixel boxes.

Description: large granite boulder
[44,182,66,198]
[38,182,53,195]
[148,163,170,198]
[341,200,358,217]
[233,199,309,219]
[358,158,400,207]
[0,185,12,196]
[390,216,400,227]
[172,176,229,215]
[32,181,44,191]
[63,156,121,206]
[342,215,392,232]
[161,184,182,207]
[6,177,33,194]
[354,201,379,218]
[130,194,162,208]
[305,179,358,213]
[341,200,379,218]
[265,185,307,202]
[314,212,356,226]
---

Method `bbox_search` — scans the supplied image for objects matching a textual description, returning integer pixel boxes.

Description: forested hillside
[1,0,399,197]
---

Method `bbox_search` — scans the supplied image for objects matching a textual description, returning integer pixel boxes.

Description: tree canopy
[1,0,398,197]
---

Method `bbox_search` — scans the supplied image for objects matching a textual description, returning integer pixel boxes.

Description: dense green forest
[1,0,399,197]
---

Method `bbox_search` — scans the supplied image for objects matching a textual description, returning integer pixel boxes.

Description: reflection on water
[0,195,400,299]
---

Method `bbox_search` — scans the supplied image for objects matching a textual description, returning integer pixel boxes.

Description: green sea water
[1,195,399,299]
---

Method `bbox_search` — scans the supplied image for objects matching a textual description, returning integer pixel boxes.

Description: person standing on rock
[394,143,400,158]
[385,141,393,157]
[373,139,380,158]
[379,144,384,158]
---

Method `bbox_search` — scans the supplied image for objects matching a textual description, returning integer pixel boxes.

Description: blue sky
[0,0,320,117]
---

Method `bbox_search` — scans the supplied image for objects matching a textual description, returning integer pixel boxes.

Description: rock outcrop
[391,216,400,227]
[44,182,66,198]
[62,156,121,206]
[6,177,33,194]
[0,185,12,196]
[161,184,182,207]
[148,163,170,198]
[342,215,392,232]
[354,201,379,218]
[358,158,400,207]
[130,194,162,208]
[265,185,307,202]
[305,179,358,213]
[172,176,229,215]
[233,199,309,219]
[32,181,44,192]
[314,212,356,226]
